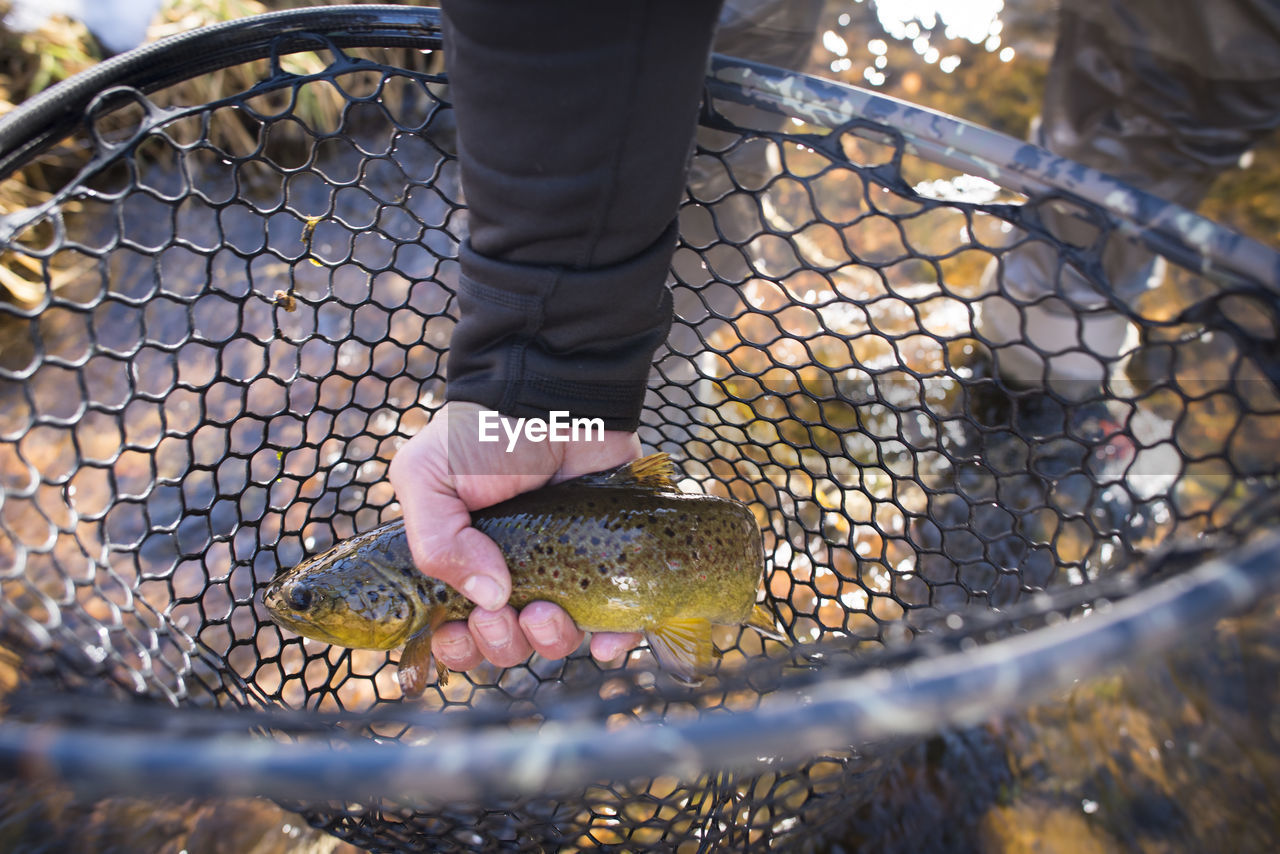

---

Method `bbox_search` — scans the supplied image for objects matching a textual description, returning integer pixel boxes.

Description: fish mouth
[263,603,351,646]
[262,579,284,610]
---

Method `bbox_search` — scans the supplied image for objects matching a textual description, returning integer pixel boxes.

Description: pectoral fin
[397,630,437,697]
[746,603,788,643]
[645,617,713,684]
[396,607,450,697]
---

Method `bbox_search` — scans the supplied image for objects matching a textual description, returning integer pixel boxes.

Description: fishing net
[2,6,1280,852]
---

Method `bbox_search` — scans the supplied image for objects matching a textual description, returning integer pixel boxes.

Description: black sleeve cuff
[444,220,677,432]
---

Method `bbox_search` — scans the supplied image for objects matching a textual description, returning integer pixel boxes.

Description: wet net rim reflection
[3,527,1278,805]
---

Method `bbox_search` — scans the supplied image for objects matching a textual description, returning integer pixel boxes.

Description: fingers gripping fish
[264,453,786,696]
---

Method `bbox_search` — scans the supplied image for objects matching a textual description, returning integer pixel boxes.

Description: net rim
[3,531,1278,802]
[705,56,1280,294]
[0,4,443,180]
[3,6,1275,293]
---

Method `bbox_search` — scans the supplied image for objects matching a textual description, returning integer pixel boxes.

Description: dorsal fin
[576,452,677,489]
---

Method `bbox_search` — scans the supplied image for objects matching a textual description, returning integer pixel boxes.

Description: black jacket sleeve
[440,0,725,431]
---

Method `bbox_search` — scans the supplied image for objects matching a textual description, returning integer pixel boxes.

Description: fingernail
[524,617,559,647]
[461,575,504,611]
[435,633,470,656]
[473,611,512,650]
[594,636,626,663]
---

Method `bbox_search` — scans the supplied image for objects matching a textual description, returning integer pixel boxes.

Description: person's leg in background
[976,0,1280,395]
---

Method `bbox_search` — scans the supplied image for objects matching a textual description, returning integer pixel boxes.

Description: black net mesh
[2,7,1280,852]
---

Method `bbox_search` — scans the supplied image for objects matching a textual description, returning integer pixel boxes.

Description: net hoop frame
[1,530,1278,803]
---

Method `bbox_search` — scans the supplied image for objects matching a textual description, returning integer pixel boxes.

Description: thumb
[387,427,511,612]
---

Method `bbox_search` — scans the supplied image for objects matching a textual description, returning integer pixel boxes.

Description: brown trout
[263,453,785,695]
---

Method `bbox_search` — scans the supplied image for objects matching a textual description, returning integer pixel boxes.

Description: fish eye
[287,586,313,611]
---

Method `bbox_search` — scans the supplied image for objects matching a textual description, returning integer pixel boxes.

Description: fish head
[262,549,430,650]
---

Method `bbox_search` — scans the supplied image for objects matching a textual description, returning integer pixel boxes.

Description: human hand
[387,400,644,673]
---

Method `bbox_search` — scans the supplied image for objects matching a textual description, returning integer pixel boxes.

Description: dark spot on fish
[553,570,560,579]
[647,515,658,524]
[598,564,608,575]
[558,534,570,544]
[715,537,724,546]
[617,552,627,563]
[685,535,694,546]
[435,589,448,603]
[590,536,601,546]
[537,566,546,575]
[587,501,596,508]
[574,546,587,556]
[369,591,379,601]
[580,579,590,589]
[664,527,674,538]
[393,607,404,618]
